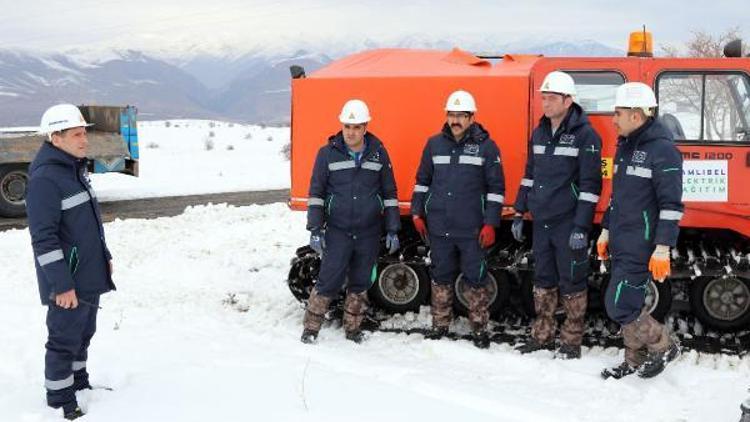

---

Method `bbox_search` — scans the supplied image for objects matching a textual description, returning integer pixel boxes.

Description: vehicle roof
[310,48,542,78]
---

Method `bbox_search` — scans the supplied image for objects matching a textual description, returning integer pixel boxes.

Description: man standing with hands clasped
[27,104,115,420]
[410,90,505,349]
[301,99,400,344]
[598,82,683,379]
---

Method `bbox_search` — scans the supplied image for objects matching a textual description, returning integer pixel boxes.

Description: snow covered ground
[2,203,750,422]
[88,120,290,202]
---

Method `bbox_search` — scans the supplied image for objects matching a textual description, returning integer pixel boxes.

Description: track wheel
[369,263,430,313]
[690,275,750,331]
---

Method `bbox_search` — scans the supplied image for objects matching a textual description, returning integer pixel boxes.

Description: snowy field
[88,120,291,201]
[2,203,750,422]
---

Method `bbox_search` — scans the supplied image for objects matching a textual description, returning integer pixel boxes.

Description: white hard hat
[445,90,477,112]
[539,71,577,96]
[39,104,92,135]
[614,82,658,109]
[339,99,371,124]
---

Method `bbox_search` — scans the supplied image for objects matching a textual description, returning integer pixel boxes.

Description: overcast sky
[1,0,747,54]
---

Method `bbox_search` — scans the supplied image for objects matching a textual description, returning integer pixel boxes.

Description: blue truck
[0,105,139,217]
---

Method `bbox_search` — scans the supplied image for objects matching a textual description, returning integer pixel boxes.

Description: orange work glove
[649,244,671,282]
[412,215,428,241]
[478,224,496,248]
[596,229,609,260]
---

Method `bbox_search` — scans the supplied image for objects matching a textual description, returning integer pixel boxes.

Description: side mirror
[724,39,744,58]
[289,65,306,79]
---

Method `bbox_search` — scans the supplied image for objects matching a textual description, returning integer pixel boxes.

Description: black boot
[740,397,750,422]
[555,343,581,360]
[424,326,449,340]
[601,361,637,380]
[300,329,318,344]
[637,340,681,379]
[471,330,490,349]
[63,406,85,420]
[345,330,366,344]
[515,338,554,354]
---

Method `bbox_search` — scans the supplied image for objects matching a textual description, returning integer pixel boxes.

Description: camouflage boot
[557,289,588,359]
[601,321,648,379]
[342,291,369,344]
[516,286,558,354]
[633,311,680,378]
[426,282,453,340]
[301,288,332,344]
[465,284,491,349]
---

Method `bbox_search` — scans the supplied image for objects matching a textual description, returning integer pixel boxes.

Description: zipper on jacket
[424,192,432,215]
[377,194,384,214]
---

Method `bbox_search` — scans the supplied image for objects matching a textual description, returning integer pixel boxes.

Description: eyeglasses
[446,112,471,119]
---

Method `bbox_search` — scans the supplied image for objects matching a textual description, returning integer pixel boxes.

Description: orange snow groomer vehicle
[287,33,750,335]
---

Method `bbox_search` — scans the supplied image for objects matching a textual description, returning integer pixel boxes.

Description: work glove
[596,229,609,260]
[412,215,428,242]
[511,214,524,242]
[479,224,496,248]
[385,232,400,255]
[568,228,588,250]
[310,231,325,255]
[649,244,671,282]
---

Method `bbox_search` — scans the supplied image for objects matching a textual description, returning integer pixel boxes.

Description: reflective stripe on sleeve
[659,210,684,220]
[61,191,91,211]
[521,178,534,187]
[308,197,325,206]
[579,192,600,203]
[37,249,64,266]
[533,145,546,154]
[413,185,429,193]
[383,199,399,207]
[486,193,504,203]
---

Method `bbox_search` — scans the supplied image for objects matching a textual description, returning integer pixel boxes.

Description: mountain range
[0,38,622,126]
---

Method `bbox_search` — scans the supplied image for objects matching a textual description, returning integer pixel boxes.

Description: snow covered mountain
[0,39,622,126]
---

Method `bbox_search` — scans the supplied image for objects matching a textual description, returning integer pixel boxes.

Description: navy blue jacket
[307,132,400,237]
[411,122,505,238]
[514,103,602,229]
[26,142,114,305]
[602,118,684,263]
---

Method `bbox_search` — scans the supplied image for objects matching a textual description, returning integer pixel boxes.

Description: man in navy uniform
[301,99,400,344]
[512,71,602,359]
[410,90,505,349]
[27,104,115,420]
[598,82,682,379]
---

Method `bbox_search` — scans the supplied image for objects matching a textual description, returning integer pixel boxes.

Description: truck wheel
[0,164,29,218]
[369,263,430,313]
[690,275,750,331]
[453,270,510,319]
